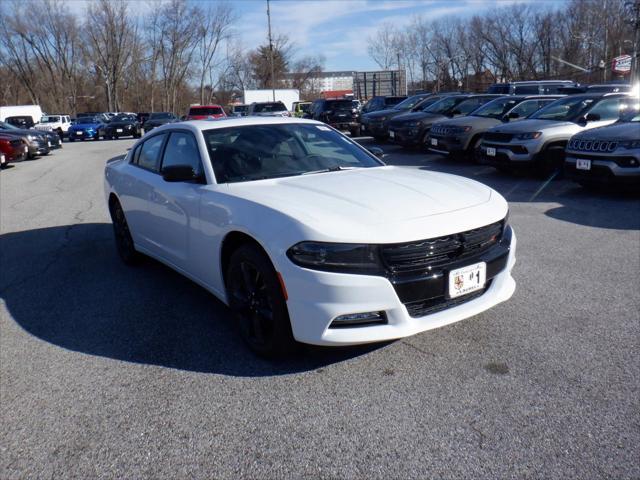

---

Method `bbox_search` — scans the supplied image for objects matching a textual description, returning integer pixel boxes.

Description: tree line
[368,0,639,92]
[0,0,323,115]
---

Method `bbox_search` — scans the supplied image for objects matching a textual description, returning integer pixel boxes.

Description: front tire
[226,244,297,357]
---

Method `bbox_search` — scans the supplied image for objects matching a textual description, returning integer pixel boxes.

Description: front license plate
[389,130,395,139]
[448,262,486,299]
[576,159,591,170]
[76,131,82,135]
[23,146,28,153]
[431,138,438,146]
[48,141,51,147]
[116,129,123,133]
[486,147,496,157]
[361,124,366,131]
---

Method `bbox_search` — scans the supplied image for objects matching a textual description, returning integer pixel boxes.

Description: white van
[0,105,44,125]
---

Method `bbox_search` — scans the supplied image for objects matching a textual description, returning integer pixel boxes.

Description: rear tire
[226,244,297,358]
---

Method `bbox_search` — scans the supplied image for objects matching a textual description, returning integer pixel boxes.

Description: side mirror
[162,165,202,183]
[368,146,385,159]
[585,112,601,122]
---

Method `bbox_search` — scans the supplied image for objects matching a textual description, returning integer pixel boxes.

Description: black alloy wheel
[226,244,296,357]
[110,200,141,265]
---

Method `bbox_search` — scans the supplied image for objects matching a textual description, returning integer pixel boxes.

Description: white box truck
[0,105,44,125]
[243,89,300,112]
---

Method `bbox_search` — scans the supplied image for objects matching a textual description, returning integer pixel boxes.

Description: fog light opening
[329,311,387,329]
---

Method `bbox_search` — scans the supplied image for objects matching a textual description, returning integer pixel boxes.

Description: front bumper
[565,153,640,185]
[478,140,542,167]
[387,125,424,146]
[281,227,517,346]
[362,121,389,137]
[105,126,137,138]
[428,134,468,155]
[327,120,359,130]
[27,139,50,156]
[69,129,99,140]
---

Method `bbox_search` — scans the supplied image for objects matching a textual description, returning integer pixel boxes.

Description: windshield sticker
[316,126,331,131]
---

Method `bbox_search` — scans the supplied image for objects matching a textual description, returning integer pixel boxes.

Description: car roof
[147,116,322,134]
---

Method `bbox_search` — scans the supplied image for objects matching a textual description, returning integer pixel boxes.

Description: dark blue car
[68,116,105,141]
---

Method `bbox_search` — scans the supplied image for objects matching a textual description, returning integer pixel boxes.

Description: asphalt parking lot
[1,138,639,479]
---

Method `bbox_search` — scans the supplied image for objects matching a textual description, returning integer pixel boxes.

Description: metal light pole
[267,0,276,101]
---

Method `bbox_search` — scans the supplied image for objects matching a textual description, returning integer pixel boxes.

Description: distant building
[283,69,407,99]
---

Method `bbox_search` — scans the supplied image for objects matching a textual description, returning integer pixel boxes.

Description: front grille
[405,282,491,317]
[430,125,462,136]
[484,132,513,143]
[381,221,503,276]
[567,139,618,152]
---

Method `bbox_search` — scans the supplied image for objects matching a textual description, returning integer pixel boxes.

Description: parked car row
[0,120,63,169]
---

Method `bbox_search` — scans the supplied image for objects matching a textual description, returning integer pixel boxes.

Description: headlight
[620,140,640,149]
[377,116,387,122]
[27,134,35,141]
[515,132,542,140]
[405,121,422,127]
[456,126,473,133]
[287,242,384,274]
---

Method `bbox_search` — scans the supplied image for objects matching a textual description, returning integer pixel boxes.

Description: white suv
[35,114,72,139]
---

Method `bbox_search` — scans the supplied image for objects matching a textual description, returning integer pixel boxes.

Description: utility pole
[266,0,276,101]
[626,0,640,88]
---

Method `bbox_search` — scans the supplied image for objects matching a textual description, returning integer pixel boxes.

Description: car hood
[145,119,173,125]
[365,108,405,120]
[0,127,45,137]
[572,122,640,141]
[71,123,102,129]
[392,111,448,124]
[222,166,498,242]
[436,115,501,131]
[488,118,574,133]
[107,121,136,127]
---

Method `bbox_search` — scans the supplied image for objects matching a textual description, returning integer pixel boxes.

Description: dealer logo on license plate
[486,147,496,157]
[431,138,438,146]
[449,262,487,298]
[576,159,591,170]
[389,131,395,139]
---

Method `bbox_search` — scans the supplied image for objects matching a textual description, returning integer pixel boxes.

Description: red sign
[612,55,632,75]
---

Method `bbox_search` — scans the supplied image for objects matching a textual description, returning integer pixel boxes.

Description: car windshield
[41,116,60,123]
[471,97,521,118]
[77,117,101,124]
[0,121,20,130]
[189,106,223,115]
[422,96,461,114]
[394,95,429,110]
[529,96,596,121]
[204,123,382,183]
[112,114,135,122]
[619,108,640,122]
[234,105,248,112]
[325,100,352,111]
[253,103,287,113]
[150,112,173,119]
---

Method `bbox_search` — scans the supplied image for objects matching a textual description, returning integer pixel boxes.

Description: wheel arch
[220,230,274,289]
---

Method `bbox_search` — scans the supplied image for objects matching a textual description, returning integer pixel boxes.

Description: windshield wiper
[301,166,358,176]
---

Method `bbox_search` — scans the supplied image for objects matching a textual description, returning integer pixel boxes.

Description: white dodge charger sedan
[104,117,516,356]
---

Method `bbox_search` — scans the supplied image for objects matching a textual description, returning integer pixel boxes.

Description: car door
[145,130,205,269]
[120,133,168,251]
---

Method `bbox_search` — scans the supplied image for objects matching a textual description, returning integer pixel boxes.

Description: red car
[0,134,28,168]
[186,105,226,120]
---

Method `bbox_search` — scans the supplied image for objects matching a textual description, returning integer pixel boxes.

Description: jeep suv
[309,99,361,136]
[478,93,637,175]
[428,95,561,159]
[387,94,500,147]
[35,114,71,139]
[360,93,445,141]
[487,80,575,95]
[564,109,640,189]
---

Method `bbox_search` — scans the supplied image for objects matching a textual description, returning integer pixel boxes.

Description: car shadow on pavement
[367,141,640,231]
[0,223,386,377]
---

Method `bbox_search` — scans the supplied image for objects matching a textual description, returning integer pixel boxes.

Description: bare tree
[367,23,399,70]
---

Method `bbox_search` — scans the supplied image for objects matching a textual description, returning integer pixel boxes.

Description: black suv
[103,113,142,140]
[309,99,361,136]
[387,94,500,148]
[361,94,448,141]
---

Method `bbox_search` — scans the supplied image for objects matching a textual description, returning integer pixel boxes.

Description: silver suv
[478,93,637,175]
[565,111,640,189]
[428,95,561,159]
